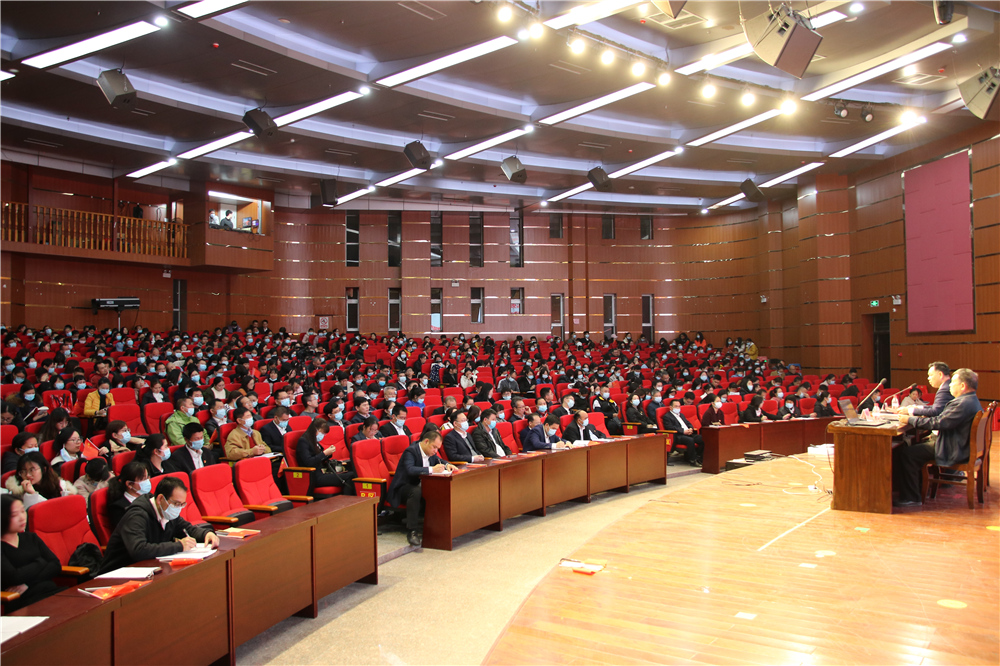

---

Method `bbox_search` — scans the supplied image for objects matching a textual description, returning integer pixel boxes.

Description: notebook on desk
[839,399,891,426]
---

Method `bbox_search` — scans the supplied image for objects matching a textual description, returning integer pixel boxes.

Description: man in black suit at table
[386,431,457,547]
[442,411,484,463]
[660,398,704,466]
[471,409,512,458]
[379,404,413,440]
[562,410,608,443]
[258,406,291,456]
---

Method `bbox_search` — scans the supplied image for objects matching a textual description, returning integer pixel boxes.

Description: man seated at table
[224,406,271,460]
[522,415,566,452]
[471,409,512,458]
[892,361,952,418]
[380,404,413,439]
[519,413,541,450]
[509,398,528,422]
[386,430,458,547]
[562,409,609,443]
[893,368,981,508]
[443,411,484,463]
[99,476,219,573]
[258,406,290,455]
[661,399,703,466]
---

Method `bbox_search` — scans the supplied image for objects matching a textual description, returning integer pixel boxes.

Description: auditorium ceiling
[1,0,998,213]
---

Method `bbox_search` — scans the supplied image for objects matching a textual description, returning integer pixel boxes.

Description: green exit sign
[869,300,880,307]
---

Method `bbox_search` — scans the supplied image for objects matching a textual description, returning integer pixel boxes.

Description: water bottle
[891,394,899,410]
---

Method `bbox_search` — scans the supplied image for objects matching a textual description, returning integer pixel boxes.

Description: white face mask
[714,402,722,409]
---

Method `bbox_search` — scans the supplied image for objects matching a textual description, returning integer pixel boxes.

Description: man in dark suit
[349,398,372,425]
[508,398,527,422]
[645,391,665,425]
[549,394,576,419]
[379,404,412,439]
[471,409,511,458]
[519,413,542,451]
[896,361,953,418]
[258,406,291,455]
[661,399,703,466]
[99,476,219,573]
[522,415,565,452]
[840,378,860,398]
[385,431,457,546]
[894,368,981,507]
[164,423,209,475]
[562,410,608,443]
[442,412,483,463]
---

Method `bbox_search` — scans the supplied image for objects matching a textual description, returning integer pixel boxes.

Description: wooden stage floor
[485,446,1000,665]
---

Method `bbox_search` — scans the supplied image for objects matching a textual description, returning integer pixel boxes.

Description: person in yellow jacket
[224,406,270,460]
[744,338,759,360]
[83,378,115,431]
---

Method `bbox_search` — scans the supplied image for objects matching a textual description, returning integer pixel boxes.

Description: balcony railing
[1,202,188,259]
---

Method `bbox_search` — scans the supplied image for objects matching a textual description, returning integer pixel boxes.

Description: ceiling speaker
[933,0,954,25]
[501,156,527,184]
[243,109,276,138]
[651,1,686,18]
[96,70,136,110]
[958,67,999,119]
[740,179,766,203]
[403,141,432,169]
[588,167,613,192]
[743,4,822,79]
[319,179,338,205]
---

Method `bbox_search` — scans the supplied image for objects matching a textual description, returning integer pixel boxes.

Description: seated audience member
[106,419,143,455]
[660,399,704,466]
[404,388,426,409]
[258,406,290,455]
[893,368,981,507]
[51,426,86,468]
[899,387,926,409]
[380,405,413,439]
[36,407,78,446]
[224,406,270,460]
[1,495,61,612]
[386,431,457,547]
[99,476,219,574]
[4,452,77,508]
[591,386,622,435]
[895,362,953,418]
[857,386,882,413]
[740,395,777,423]
[73,457,112,501]
[645,390,665,425]
[562,409,609,443]
[509,398,528,422]
[776,397,798,420]
[106,461,151,528]
[202,398,227,445]
[701,395,726,426]
[442,411,484,463]
[813,391,837,417]
[349,398,372,425]
[626,393,658,434]
[165,423,208,475]
[299,391,321,420]
[351,417,382,444]
[208,209,220,228]
[550,394,576,419]
[1,402,27,433]
[165,396,199,448]
[2,432,38,473]
[140,380,167,408]
[521,415,563,452]
[298,419,355,495]
[134,435,171,477]
[84,377,115,431]
[8,383,47,425]
[519,413,542,450]
[839,377,860,398]
[470,409,512,458]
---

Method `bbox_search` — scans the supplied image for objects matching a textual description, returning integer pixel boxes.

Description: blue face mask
[378,381,386,387]
[395,418,406,428]
[459,421,469,431]
[190,438,204,450]
[163,502,182,521]
[333,411,343,421]
[547,428,558,437]
[191,374,200,383]
[98,387,110,396]
[13,377,23,384]
[120,431,131,445]
[193,396,204,407]
[488,420,497,430]
[55,381,65,390]
[77,381,87,389]
[137,478,152,495]
[316,432,325,442]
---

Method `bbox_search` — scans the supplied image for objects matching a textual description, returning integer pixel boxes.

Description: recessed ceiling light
[569,37,585,54]
[849,2,864,14]
[497,5,512,22]
[902,64,918,77]
[528,23,544,39]
[517,28,529,40]
[952,33,966,43]
[154,16,170,27]
[601,49,615,65]
[701,82,716,99]
[631,61,646,76]
[657,71,671,86]
[376,36,517,87]
[0,71,14,82]
[780,99,797,114]
[359,85,371,95]
[741,91,756,106]
[538,82,655,125]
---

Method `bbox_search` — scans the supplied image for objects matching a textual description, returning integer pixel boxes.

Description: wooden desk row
[3,496,377,666]
[421,435,669,551]
[699,417,840,474]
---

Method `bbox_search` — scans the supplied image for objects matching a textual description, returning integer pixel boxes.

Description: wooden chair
[922,411,985,509]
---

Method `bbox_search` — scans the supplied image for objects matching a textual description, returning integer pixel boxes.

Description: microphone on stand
[859,378,886,407]
[883,383,917,401]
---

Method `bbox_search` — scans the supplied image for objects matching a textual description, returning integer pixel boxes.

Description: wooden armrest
[62,565,90,576]
[201,515,240,525]
[242,504,279,513]
[353,477,386,484]
[282,495,314,503]
[1,590,21,602]
[284,466,316,472]
[451,461,468,466]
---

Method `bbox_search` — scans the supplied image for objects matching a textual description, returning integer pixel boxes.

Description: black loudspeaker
[320,179,338,205]
[651,0,686,18]
[588,167,613,192]
[740,179,766,203]
[501,156,527,184]
[743,4,822,79]
[404,141,432,169]
[958,67,999,119]
[96,70,136,110]
[243,109,276,138]
[933,0,954,25]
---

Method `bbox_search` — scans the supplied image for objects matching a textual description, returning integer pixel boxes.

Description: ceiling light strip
[543,0,641,30]
[828,117,925,157]
[0,71,14,82]
[547,182,594,203]
[273,91,364,126]
[539,82,656,125]
[375,168,427,188]
[376,36,518,88]
[126,159,176,179]
[759,162,825,188]
[607,148,683,178]
[178,0,248,19]
[675,43,755,76]
[178,131,253,159]
[808,10,848,29]
[802,42,952,101]
[444,128,530,160]
[686,110,781,147]
[22,21,160,69]
[709,193,747,209]
[336,187,375,206]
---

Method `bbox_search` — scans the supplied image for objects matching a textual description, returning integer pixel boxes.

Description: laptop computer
[839,399,892,426]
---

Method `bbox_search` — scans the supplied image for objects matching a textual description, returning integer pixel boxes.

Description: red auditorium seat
[190,464,255,527]
[282,430,342,499]
[233,457,302,519]
[26,495,99,579]
[108,403,147,436]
